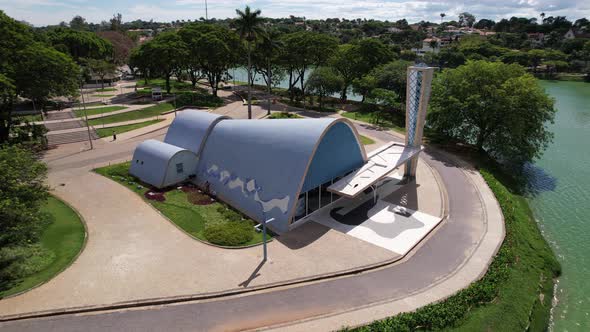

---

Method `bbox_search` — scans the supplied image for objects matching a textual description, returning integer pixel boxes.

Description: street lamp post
[80,85,93,150]
[262,218,274,261]
[174,92,177,117]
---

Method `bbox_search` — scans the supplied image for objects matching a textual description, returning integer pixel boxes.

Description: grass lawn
[95,88,117,92]
[12,114,43,122]
[342,110,405,133]
[94,162,267,247]
[88,103,173,126]
[96,119,163,138]
[359,135,375,145]
[347,160,560,331]
[73,106,127,118]
[92,94,115,97]
[0,196,86,298]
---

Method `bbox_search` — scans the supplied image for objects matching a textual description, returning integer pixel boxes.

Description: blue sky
[1,0,588,27]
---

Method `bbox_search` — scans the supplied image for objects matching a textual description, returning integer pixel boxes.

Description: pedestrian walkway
[44,119,86,132]
[46,130,99,146]
[210,100,268,119]
[45,110,75,121]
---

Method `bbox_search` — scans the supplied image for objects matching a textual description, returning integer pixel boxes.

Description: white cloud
[1,0,588,26]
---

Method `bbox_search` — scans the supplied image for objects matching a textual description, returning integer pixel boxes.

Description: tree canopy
[0,145,49,248]
[428,61,556,166]
[0,11,80,145]
[46,27,113,62]
[305,67,343,110]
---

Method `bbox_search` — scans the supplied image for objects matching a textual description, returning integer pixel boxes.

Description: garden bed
[94,162,268,247]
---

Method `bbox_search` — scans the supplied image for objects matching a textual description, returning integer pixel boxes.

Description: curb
[0,158,450,322]
[253,148,505,332]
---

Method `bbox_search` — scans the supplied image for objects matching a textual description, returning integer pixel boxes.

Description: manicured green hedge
[344,162,560,331]
[203,221,254,247]
[175,91,223,108]
[203,205,255,246]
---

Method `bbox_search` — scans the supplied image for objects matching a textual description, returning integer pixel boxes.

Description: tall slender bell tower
[404,65,435,179]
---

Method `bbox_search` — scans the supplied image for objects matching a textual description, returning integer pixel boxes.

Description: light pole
[174,92,177,117]
[262,218,274,261]
[80,84,93,150]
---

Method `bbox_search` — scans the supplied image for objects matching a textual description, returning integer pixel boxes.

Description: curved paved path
[0,120,503,331]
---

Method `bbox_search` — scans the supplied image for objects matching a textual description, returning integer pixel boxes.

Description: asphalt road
[0,123,487,332]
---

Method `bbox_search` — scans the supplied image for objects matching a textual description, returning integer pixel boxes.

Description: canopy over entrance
[327,142,422,198]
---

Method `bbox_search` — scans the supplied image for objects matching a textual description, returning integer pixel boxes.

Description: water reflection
[521,162,557,196]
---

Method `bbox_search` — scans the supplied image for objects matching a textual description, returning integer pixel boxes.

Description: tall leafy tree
[46,27,113,62]
[86,58,117,89]
[144,32,188,94]
[252,29,285,115]
[129,44,153,84]
[181,24,240,96]
[428,61,556,166]
[178,24,206,88]
[235,6,264,119]
[69,15,88,31]
[97,31,135,65]
[14,45,80,110]
[330,39,394,101]
[280,31,338,101]
[459,12,476,28]
[305,67,343,111]
[330,44,360,101]
[353,60,411,103]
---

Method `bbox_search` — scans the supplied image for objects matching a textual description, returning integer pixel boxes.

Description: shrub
[0,244,55,288]
[216,204,244,221]
[203,221,254,246]
[175,91,223,108]
[268,112,302,119]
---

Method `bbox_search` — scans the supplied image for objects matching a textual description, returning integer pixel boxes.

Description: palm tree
[235,6,263,119]
[440,13,446,25]
[540,12,546,24]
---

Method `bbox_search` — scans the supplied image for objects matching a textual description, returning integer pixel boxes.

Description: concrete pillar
[404,65,435,179]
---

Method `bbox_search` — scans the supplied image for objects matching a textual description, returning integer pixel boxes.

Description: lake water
[528,81,590,331]
[229,67,363,101]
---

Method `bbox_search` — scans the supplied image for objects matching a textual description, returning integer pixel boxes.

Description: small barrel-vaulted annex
[130,110,368,233]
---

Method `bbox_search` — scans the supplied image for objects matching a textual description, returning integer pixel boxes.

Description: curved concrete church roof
[130,139,197,188]
[164,111,229,155]
[197,117,367,233]
[130,109,368,233]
